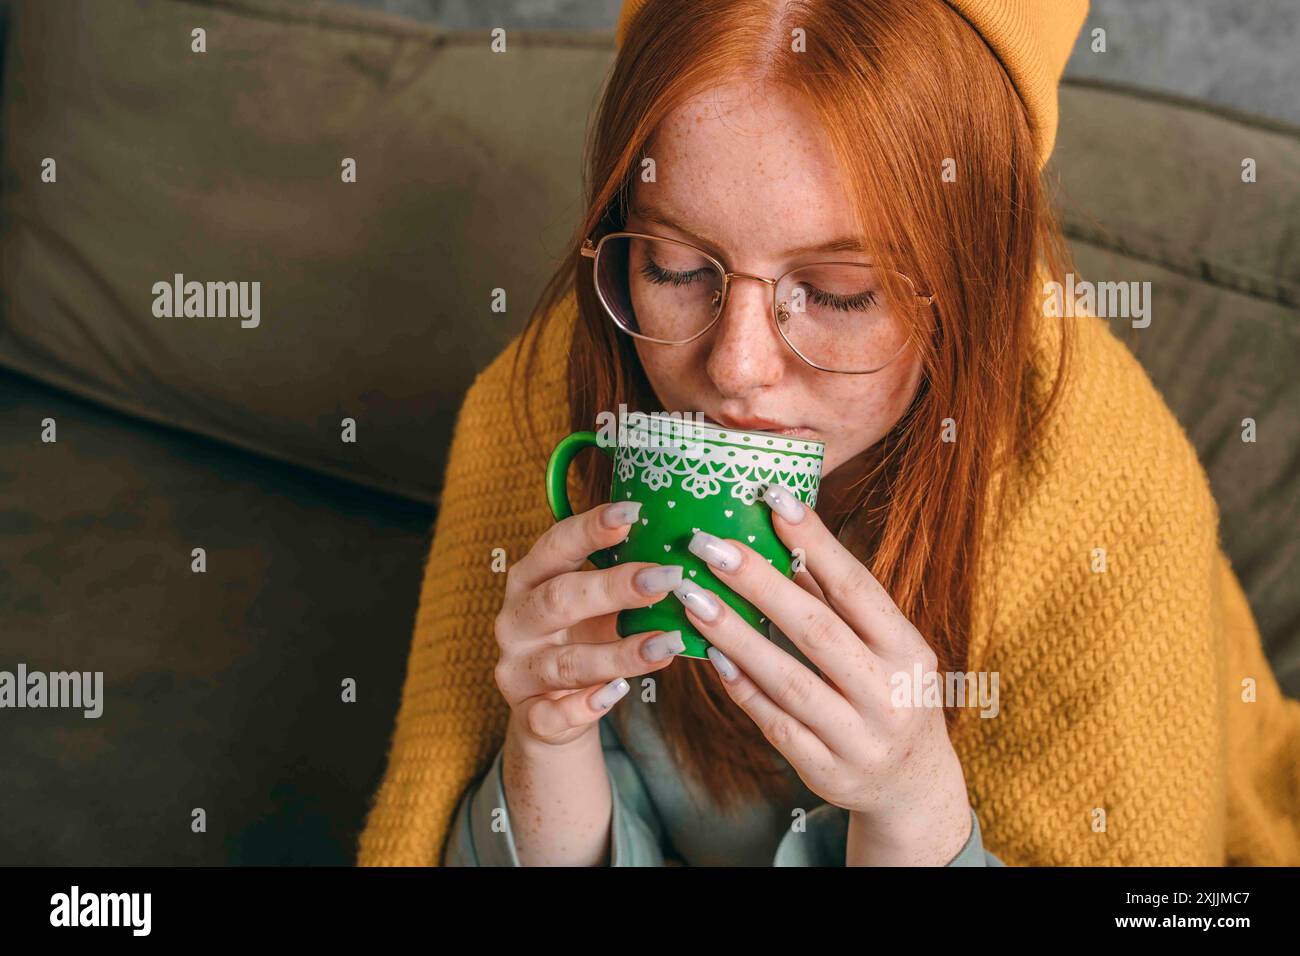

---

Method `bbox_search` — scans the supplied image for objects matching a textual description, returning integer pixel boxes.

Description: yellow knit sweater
[357,288,1300,866]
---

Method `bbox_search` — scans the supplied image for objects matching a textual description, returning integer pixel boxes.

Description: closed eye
[641,258,707,287]
[805,287,880,312]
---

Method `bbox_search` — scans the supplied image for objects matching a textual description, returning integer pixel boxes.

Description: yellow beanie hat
[615,0,1089,168]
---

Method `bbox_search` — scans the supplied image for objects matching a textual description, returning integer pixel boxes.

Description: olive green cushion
[0,0,608,504]
[0,367,434,864]
[1049,82,1300,692]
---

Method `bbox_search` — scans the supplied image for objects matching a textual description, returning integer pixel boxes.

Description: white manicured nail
[642,630,685,662]
[602,501,642,527]
[761,484,805,523]
[707,646,739,681]
[634,564,683,595]
[591,677,630,710]
[688,531,742,572]
[672,580,721,621]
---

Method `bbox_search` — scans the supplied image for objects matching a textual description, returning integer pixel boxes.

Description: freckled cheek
[818,384,887,425]
[818,366,921,437]
[637,347,699,406]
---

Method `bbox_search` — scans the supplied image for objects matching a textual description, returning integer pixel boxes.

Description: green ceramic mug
[546,411,824,660]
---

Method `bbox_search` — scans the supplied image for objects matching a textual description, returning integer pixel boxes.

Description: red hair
[510,0,1075,812]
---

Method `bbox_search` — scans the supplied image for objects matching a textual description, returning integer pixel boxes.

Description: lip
[704,412,816,439]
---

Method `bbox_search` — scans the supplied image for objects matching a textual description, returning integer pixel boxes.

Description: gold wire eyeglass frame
[580,231,936,375]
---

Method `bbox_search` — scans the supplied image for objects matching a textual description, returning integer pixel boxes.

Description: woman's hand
[493,500,686,749]
[673,484,974,865]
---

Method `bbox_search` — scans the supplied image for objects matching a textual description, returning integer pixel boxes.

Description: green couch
[0,0,1295,864]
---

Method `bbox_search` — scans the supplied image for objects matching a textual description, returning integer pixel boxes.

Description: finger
[507,501,644,599]
[519,676,633,741]
[677,592,865,757]
[761,483,925,660]
[701,633,838,771]
[507,560,682,638]
[686,529,884,706]
[767,582,847,695]
[793,565,828,603]
[789,573,845,687]
[520,628,685,694]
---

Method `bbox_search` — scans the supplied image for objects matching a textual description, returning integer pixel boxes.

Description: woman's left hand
[675,483,974,866]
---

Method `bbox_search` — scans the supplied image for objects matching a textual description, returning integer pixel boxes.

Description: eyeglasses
[580,231,934,374]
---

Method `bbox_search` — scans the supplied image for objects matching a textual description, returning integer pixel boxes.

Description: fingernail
[591,677,630,710]
[672,580,721,622]
[762,484,805,523]
[602,501,643,527]
[634,564,683,595]
[688,530,742,572]
[642,630,685,662]
[707,646,739,681]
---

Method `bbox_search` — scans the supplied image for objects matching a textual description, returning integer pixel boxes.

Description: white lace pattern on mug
[615,441,821,507]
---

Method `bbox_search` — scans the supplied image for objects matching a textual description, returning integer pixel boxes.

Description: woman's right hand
[493,500,685,748]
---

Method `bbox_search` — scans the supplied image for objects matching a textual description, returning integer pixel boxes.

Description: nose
[704,274,787,396]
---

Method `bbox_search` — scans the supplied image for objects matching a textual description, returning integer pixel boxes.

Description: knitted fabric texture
[613,0,1089,169]
[357,288,1300,866]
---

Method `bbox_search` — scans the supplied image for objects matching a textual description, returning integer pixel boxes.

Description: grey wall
[337,0,1300,126]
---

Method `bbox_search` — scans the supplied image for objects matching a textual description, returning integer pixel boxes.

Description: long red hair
[509,0,1074,813]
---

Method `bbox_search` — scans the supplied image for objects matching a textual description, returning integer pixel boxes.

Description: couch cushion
[0,0,609,504]
[1048,81,1300,693]
[0,366,434,863]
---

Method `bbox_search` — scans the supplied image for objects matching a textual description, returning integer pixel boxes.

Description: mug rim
[620,410,825,454]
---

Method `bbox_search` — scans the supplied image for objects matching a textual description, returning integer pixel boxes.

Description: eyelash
[805,288,879,312]
[640,260,707,287]
[641,259,880,311]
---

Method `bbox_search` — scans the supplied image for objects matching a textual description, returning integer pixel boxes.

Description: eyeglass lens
[594,235,912,373]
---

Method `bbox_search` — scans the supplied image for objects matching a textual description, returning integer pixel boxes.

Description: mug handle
[545,431,617,569]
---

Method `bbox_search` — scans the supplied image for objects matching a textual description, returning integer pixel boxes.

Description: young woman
[358,0,1300,867]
